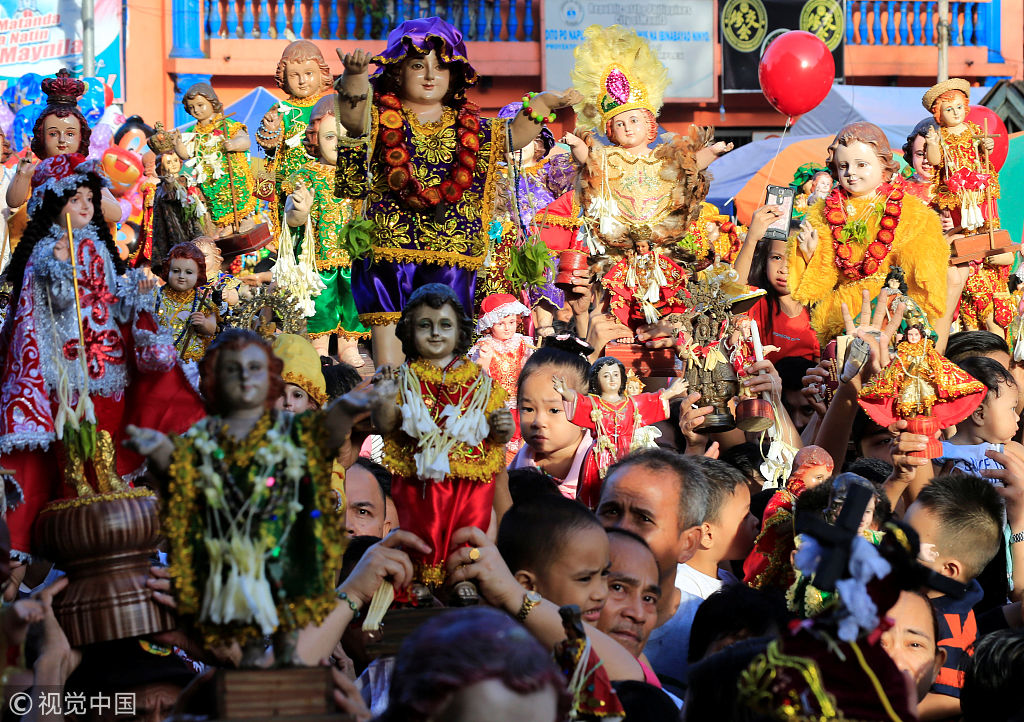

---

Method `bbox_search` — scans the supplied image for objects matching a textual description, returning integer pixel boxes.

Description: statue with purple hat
[332,16,582,365]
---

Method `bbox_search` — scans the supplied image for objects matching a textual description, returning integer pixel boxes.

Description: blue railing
[844,0,1000,48]
[203,0,538,41]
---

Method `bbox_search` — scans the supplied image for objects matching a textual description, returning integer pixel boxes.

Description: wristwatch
[515,591,542,622]
[1011,530,1024,546]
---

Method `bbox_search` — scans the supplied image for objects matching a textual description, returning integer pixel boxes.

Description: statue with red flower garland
[788,122,950,343]
[332,17,581,366]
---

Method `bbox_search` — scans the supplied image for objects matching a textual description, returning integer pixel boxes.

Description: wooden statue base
[214,668,336,720]
[364,606,457,659]
[34,490,174,647]
[949,229,1017,265]
[604,342,680,380]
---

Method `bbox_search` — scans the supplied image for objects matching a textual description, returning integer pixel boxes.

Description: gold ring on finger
[468,547,481,562]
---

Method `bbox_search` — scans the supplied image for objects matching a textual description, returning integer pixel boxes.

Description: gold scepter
[176,285,212,356]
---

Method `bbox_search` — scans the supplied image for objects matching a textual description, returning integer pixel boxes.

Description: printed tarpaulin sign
[0,0,124,98]
[543,0,716,101]
[721,0,845,92]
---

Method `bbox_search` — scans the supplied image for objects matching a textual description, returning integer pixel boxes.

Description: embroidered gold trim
[358,311,402,326]
[42,487,156,511]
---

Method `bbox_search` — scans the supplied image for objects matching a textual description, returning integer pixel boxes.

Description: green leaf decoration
[505,238,554,291]
[678,233,702,256]
[340,218,376,262]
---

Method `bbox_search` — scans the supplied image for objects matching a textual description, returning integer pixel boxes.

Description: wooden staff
[973,118,1000,248]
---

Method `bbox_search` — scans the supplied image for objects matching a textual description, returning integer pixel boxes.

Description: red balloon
[758,31,835,118]
[966,105,1009,171]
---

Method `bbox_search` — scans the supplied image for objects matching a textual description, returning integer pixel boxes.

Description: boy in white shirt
[676,458,759,600]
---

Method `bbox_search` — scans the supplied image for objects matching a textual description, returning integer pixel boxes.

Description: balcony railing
[203,0,539,41]
[845,0,1000,51]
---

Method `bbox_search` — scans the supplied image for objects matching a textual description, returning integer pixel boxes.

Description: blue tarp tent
[176,86,281,159]
[790,84,987,149]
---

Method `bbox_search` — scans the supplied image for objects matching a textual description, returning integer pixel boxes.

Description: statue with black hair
[552,355,688,479]
[332,17,580,366]
[370,283,513,605]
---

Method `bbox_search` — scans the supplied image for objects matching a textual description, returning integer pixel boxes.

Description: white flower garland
[189,413,308,635]
[398,363,493,482]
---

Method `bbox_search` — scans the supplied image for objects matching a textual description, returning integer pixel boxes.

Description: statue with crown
[559,26,732,373]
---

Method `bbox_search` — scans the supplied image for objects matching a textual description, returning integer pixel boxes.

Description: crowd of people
[1,15,1024,722]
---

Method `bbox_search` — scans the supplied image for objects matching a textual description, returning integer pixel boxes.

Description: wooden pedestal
[34,490,174,647]
[604,342,680,379]
[364,607,456,659]
[949,229,1017,265]
[214,668,336,720]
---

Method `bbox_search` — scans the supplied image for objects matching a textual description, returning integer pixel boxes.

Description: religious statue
[875,265,933,342]
[788,122,949,343]
[859,323,986,458]
[135,123,212,274]
[256,40,335,225]
[680,201,744,266]
[6,69,121,235]
[155,241,219,386]
[674,269,743,432]
[125,329,362,663]
[0,155,204,558]
[333,17,581,365]
[602,237,688,331]
[743,445,834,591]
[369,284,513,604]
[728,315,779,432]
[172,83,256,236]
[469,293,534,461]
[791,163,831,222]
[923,78,999,234]
[192,235,247,309]
[563,24,731,260]
[901,118,940,205]
[486,101,577,326]
[553,356,688,479]
[280,94,367,366]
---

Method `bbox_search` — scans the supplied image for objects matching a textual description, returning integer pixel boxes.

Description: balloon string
[765,116,792,187]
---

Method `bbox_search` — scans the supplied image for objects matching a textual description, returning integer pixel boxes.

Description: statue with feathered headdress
[562,25,732,268]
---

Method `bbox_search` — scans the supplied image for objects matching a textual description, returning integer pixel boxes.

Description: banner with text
[543,0,716,101]
[721,0,844,92]
[0,0,124,98]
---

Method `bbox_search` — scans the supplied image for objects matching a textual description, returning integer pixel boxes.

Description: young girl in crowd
[510,348,597,500]
[745,237,819,364]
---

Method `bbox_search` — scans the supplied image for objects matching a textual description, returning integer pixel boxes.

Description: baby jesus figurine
[155,242,219,371]
[923,78,999,234]
[859,323,986,458]
[125,329,366,665]
[602,238,688,332]
[370,284,513,606]
[553,357,688,479]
